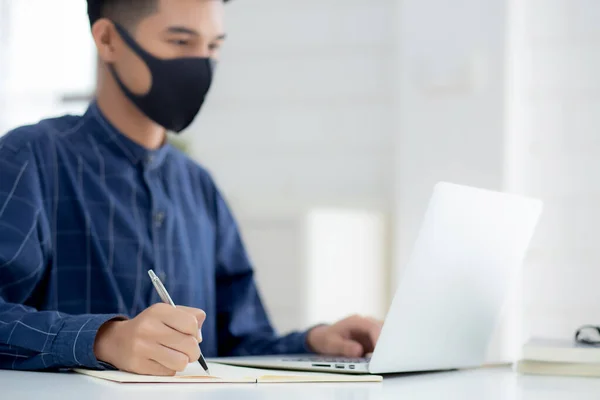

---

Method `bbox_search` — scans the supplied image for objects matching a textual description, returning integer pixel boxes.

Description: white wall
[190,0,396,212]
[305,209,387,325]
[0,0,93,133]
[187,0,397,331]
[508,0,600,341]
[393,0,511,359]
[394,0,508,275]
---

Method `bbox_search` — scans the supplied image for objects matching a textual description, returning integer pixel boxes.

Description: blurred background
[0,0,598,363]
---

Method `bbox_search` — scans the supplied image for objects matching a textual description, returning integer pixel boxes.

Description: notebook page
[74,362,255,383]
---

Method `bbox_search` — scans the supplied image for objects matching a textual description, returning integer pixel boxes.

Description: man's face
[104,0,225,96]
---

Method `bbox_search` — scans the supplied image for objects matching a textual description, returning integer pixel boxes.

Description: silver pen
[148,269,210,375]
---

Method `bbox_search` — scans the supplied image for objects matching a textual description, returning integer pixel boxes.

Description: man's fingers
[154,306,201,339]
[341,340,364,358]
[365,317,383,347]
[139,359,177,376]
[150,344,190,372]
[177,306,207,327]
[346,315,382,349]
[176,306,207,341]
[327,336,364,358]
[154,324,201,362]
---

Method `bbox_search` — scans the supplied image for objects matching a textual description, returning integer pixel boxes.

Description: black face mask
[109,23,214,133]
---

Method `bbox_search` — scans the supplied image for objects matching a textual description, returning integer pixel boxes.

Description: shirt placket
[143,155,168,304]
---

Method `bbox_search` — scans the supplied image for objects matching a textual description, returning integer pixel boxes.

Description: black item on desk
[575,325,600,346]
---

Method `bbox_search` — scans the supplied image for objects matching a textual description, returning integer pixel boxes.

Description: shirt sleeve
[212,186,314,357]
[0,143,122,371]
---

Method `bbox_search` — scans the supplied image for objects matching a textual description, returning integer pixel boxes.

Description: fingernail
[198,329,203,342]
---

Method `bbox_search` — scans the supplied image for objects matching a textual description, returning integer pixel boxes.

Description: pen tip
[206,369,211,375]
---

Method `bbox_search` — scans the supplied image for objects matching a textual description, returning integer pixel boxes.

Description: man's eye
[209,43,221,51]
[170,39,189,46]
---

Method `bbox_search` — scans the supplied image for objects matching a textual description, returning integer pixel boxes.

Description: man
[0,0,382,376]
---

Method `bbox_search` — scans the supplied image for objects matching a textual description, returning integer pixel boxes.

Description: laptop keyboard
[282,356,370,364]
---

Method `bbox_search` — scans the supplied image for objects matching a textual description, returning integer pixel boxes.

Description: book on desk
[517,338,600,378]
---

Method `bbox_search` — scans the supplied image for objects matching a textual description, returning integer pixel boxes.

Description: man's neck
[95,71,166,150]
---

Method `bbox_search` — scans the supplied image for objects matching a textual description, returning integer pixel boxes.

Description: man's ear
[91,19,120,63]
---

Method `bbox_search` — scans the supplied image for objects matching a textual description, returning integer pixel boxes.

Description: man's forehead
[153,0,225,30]
[155,0,228,15]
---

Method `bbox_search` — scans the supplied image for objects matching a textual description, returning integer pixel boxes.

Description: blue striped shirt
[0,102,310,371]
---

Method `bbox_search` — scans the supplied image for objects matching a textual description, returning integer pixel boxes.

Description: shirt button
[145,155,154,165]
[153,211,165,227]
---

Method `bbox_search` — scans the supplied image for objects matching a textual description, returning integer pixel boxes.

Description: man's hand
[94,303,206,376]
[306,315,383,358]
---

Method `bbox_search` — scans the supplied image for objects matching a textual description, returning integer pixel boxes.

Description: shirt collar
[85,101,172,169]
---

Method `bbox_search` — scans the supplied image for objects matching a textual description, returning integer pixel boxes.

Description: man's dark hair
[87,0,230,29]
[87,0,158,29]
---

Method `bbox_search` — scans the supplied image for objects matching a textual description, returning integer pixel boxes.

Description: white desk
[2,367,600,400]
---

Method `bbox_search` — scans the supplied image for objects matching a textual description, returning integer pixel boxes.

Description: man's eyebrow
[167,26,200,36]
[166,27,228,41]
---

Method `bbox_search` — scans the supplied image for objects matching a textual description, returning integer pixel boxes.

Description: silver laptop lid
[369,182,542,374]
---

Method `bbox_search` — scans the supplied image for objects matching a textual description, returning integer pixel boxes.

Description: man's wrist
[94,318,127,367]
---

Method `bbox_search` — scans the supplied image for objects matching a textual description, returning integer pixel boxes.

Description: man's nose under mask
[109,23,215,133]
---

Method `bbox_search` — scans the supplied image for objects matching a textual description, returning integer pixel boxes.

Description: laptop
[213,182,543,374]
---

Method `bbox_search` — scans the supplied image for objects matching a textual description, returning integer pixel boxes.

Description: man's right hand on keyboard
[306,315,383,357]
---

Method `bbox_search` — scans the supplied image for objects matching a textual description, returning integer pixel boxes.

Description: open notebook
[75,362,383,383]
